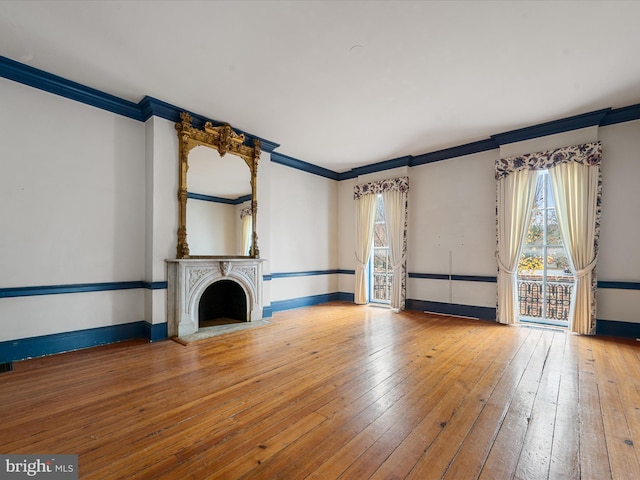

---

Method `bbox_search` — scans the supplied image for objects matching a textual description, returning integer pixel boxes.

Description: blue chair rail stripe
[0,281,167,298]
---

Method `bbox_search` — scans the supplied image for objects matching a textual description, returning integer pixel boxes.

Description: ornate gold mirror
[176,112,260,259]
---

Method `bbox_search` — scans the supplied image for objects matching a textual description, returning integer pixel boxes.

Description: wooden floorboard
[0,302,638,479]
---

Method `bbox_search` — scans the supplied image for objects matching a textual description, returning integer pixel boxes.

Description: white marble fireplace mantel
[166,258,264,337]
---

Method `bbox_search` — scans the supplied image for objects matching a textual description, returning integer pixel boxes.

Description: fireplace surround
[166,258,264,337]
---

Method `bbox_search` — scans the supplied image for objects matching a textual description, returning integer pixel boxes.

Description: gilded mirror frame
[175,112,260,259]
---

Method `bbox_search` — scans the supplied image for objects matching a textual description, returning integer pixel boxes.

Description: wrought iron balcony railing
[518,277,574,322]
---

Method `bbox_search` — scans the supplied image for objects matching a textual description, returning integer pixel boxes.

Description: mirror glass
[186,145,253,256]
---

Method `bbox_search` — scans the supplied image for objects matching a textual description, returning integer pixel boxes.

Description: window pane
[525,210,544,246]
[533,175,544,210]
[374,224,387,247]
[547,209,563,246]
[373,249,388,273]
[375,195,385,223]
[547,246,572,278]
[372,273,392,302]
[519,246,543,275]
[546,174,556,209]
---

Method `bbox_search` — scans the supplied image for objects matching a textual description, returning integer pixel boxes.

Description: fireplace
[199,280,247,327]
[166,258,264,337]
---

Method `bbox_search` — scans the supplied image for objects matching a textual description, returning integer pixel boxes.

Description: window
[370,194,392,303]
[518,170,575,327]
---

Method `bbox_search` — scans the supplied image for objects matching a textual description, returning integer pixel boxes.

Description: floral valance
[495,141,602,180]
[353,176,409,200]
[240,207,252,219]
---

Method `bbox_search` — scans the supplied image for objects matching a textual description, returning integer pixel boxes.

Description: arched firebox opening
[198,280,248,328]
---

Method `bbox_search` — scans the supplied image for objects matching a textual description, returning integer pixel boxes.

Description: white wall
[1,70,638,346]
[597,120,640,324]
[0,78,146,341]
[144,117,178,327]
[257,152,272,308]
[337,120,640,328]
[338,156,498,308]
[268,162,338,302]
[408,151,497,278]
[409,151,497,309]
[337,178,357,295]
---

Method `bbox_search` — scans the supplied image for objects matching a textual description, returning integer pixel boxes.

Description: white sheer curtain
[496,168,538,325]
[382,189,407,311]
[549,161,599,334]
[241,213,252,256]
[354,194,377,304]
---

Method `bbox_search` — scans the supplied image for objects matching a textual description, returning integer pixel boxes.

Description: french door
[370,194,392,304]
[518,171,575,327]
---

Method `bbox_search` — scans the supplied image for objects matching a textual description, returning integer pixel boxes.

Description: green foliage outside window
[518,252,570,274]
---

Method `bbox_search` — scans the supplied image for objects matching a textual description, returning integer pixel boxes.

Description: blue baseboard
[406,300,640,339]
[0,322,141,363]
[406,299,497,320]
[0,320,169,363]
[337,292,355,302]
[596,319,640,339]
[5,299,634,364]
[144,322,168,342]
[270,292,343,313]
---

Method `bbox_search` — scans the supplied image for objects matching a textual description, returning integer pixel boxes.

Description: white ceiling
[1,1,639,173]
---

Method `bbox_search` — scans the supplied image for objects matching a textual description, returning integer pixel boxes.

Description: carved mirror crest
[175,112,260,259]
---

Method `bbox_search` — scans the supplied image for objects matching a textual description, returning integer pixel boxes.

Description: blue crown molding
[302,103,636,179]
[339,156,412,180]
[4,56,640,182]
[600,103,640,126]
[138,95,182,123]
[187,192,250,205]
[338,140,499,180]
[271,152,340,180]
[0,55,144,121]
[0,57,279,151]
[338,170,359,181]
[411,139,499,167]
[491,108,611,146]
[138,96,280,153]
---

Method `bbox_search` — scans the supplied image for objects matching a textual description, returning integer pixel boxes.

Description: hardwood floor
[1,302,639,479]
